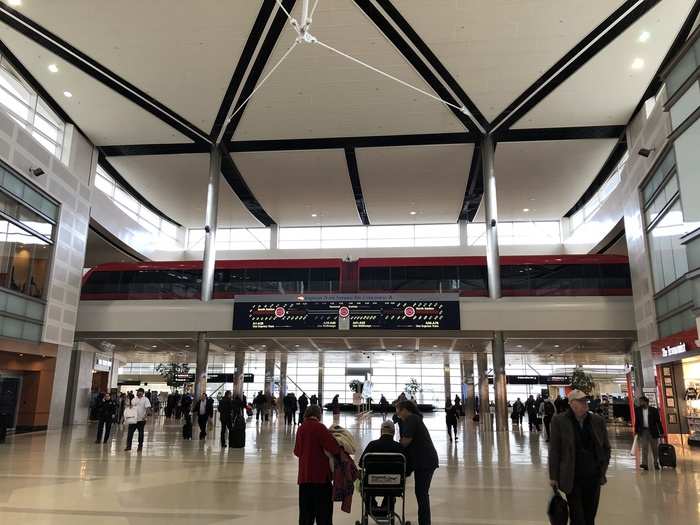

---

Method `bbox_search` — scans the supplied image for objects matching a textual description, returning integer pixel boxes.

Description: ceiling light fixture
[151,345,157,348]
[630,57,645,70]
[48,64,59,73]
[8,0,21,6]
[638,31,651,43]
[523,208,530,212]
[409,211,417,215]
[311,213,317,217]
[63,90,73,98]
[554,344,560,348]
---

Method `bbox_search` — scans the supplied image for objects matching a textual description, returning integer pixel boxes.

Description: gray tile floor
[0,413,698,524]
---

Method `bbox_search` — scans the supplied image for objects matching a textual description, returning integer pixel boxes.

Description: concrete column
[482,134,501,299]
[264,352,275,397]
[477,351,491,428]
[108,353,122,391]
[201,145,221,303]
[58,343,97,426]
[233,351,245,396]
[443,354,451,402]
[47,345,72,429]
[458,219,468,246]
[492,331,508,431]
[318,352,325,406]
[270,224,280,250]
[279,352,288,397]
[195,332,209,399]
[462,356,475,415]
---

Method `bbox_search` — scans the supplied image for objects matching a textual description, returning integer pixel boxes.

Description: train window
[309,268,339,292]
[457,266,487,292]
[82,271,123,295]
[359,267,390,290]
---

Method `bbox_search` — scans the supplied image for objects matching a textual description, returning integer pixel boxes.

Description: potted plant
[155,363,190,391]
[349,379,363,393]
[404,377,422,398]
[571,366,595,395]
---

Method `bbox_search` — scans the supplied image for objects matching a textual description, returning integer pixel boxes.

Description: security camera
[204,225,211,234]
[638,147,655,158]
[30,167,44,177]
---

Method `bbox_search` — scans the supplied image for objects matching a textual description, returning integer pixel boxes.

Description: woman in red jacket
[294,405,341,525]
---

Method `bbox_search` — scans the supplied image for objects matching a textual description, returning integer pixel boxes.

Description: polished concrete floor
[1,413,699,524]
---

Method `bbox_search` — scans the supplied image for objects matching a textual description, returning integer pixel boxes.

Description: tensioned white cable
[313,38,466,114]
[219,40,299,142]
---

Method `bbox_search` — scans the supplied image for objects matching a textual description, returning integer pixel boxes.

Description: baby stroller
[356,453,410,525]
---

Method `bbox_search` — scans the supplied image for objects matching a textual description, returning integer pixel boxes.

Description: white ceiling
[514,0,695,128]
[1,0,264,132]
[356,144,473,224]
[235,0,464,140]
[233,149,361,226]
[476,139,618,221]
[107,154,261,228]
[394,0,626,121]
[0,0,692,229]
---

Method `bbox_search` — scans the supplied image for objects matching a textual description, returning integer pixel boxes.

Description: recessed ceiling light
[409,211,417,215]
[63,90,73,98]
[432,345,438,348]
[151,345,157,348]
[630,58,645,70]
[18,353,23,356]
[311,213,317,217]
[295,344,300,347]
[638,31,651,43]
[48,64,58,73]
[523,208,530,212]
[517,344,523,348]
[8,0,21,6]
[184,345,190,348]
[554,344,560,348]
[397,344,402,348]
[261,344,267,348]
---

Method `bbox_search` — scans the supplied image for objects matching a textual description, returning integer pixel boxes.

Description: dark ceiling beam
[102,126,624,156]
[96,152,183,227]
[564,0,700,218]
[210,0,276,139]
[459,143,482,221]
[374,0,489,133]
[0,4,211,144]
[100,143,211,157]
[345,147,370,225]
[219,144,276,226]
[491,0,661,132]
[352,0,479,135]
[221,0,296,143]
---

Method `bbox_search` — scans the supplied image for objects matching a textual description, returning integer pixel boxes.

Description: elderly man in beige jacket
[548,389,611,525]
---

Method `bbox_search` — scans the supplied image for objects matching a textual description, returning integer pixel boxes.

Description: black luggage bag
[658,443,676,468]
[182,422,193,440]
[230,415,246,448]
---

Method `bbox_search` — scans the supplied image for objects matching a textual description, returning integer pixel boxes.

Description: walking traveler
[634,396,664,470]
[379,394,390,418]
[526,395,540,432]
[543,396,556,441]
[294,405,341,525]
[253,391,265,421]
[95,392,117,444]
[124,388,151,451]
[298,393,309,424]
[549,390,611,525]
[396,400,439,525]
[218,391,234,448]
[445,399,458,441]
[193,393,214,440]
[512,398,525,426]
[331,394,340,416]
[310,394,318,406]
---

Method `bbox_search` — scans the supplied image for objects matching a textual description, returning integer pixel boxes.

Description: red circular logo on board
[404,306,416,318]
[274,306,286,318]
[338,306,350,318]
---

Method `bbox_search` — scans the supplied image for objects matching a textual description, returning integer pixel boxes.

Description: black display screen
[233,299,460,330]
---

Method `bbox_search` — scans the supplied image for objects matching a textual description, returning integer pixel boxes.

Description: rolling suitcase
[658,443,676,468]
[230,415,246,448]
[182,422,193,440]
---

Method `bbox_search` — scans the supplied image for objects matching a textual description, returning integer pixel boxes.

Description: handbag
[547,487,569,525]
[630,434,639,455]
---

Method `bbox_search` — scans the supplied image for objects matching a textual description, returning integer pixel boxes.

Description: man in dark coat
[192,393,214,439]
[634,396,664,470]
[298,393,309,424]
[95,392,117,444]
[549,390,611,525]
[218,391,233,448]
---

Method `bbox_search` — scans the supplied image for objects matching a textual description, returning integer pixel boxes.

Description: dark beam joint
[459,144,483,222]
[344,147,370,225]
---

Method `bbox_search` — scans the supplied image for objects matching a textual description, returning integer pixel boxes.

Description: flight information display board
[233,295,460,330]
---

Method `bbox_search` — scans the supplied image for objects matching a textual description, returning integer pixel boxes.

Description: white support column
[492,331,508,431]
[195,332,209,400]
[482,134,501,299]
[233,352,246,396]
[201,145,221,303]
[477,351,491,429]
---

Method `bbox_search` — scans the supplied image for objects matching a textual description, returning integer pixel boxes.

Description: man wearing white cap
[548,389,611,525]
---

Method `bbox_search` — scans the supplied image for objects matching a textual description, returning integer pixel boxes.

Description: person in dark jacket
[549,390,611,525]
[218,391,233,448]
[396,400,438,525]
[298,393,309,424]
[445,399,458,441]
[331,394,340,416]
[253,391,265,421]
[310,394,319,406]
[512,398,525,426]
[95,392,117,444]
[379,395,390,418]
[634,396,664,470]
[294,405,341,525]
[359,420,405,515]
[232,392,246,419]
[543,397,556,441]
[192,393,214,440]
[525,395,540,432]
